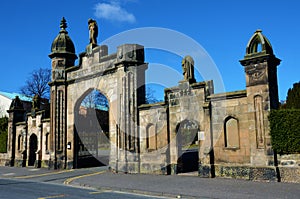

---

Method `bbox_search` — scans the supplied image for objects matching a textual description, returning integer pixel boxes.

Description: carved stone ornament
[245,63,266,81]
[118,47,123,59]
[54,69,65,80]
[127,46,134,59]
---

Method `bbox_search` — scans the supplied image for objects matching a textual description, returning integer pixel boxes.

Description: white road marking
[2,173,15,176]
[29,168,40,171]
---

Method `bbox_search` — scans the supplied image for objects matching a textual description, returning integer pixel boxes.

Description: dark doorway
[176,120,199,173]
[28,134,37,166]
[74,89,110,168]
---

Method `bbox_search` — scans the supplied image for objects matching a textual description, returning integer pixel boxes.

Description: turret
[48,17,77,169]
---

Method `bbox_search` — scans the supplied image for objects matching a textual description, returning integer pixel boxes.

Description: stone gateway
[4,19,283,181]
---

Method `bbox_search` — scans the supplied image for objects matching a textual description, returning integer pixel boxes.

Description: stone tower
[48,17,77,169]
[240,29,281,166]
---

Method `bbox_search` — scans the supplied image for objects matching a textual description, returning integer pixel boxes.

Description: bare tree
[145,86,160,104]
[20,68,51,99]
[81,89,109,110]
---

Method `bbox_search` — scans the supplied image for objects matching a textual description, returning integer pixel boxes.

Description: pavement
[1,166,300,199]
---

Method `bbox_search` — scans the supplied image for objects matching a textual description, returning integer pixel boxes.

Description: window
[17,134,22,151]
[45,133,50,152]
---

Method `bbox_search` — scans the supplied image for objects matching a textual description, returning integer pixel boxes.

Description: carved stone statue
[32,94,41,110]
[88,19,98,45]
[182,55,195,83]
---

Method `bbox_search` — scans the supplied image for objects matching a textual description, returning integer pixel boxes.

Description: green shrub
[269,110,300,154]
[0,117,8,153]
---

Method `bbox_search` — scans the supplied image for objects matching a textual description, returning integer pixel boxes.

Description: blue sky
[0,0,299,101]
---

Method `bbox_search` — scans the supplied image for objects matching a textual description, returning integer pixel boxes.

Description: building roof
[0,91,32,102]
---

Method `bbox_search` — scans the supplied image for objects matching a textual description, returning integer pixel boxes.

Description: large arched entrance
[176,120,199,173]
[74,89,110,168]
[49,39,147,171]
[28,134,37,166]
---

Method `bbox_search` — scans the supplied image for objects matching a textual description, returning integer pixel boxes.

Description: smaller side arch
[28,134,38,166]
[175,119,199,173]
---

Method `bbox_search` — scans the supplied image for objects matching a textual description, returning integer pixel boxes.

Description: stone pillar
[240,30,280,167]
[48,18,77,169]
[112,44,147,173]
[7,96,25,167]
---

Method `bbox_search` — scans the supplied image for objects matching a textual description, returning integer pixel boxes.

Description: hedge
[0,117,8,153]
[269,109,300,154]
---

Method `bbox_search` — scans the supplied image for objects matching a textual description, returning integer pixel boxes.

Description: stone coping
[138,102,166,110]
[208,90,247,101]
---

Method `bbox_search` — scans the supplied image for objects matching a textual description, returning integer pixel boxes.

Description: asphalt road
[74,171,300,199]
[0,178,172,199]
[0,166,299,199]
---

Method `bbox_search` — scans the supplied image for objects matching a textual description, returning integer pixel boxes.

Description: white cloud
[94,1,136,24]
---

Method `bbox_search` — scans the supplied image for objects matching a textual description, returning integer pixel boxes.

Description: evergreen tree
[286,81,300,109]
[0,117,8,153]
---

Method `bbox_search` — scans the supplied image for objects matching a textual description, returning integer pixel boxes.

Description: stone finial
[49,17,77,63]
[60,17,68,33]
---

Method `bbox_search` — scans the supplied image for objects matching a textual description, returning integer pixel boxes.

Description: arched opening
[250,38,263,54]
[74,89,110,168]
[176,120,199,173]
[257,42,262,52]
[28,134,37,166]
